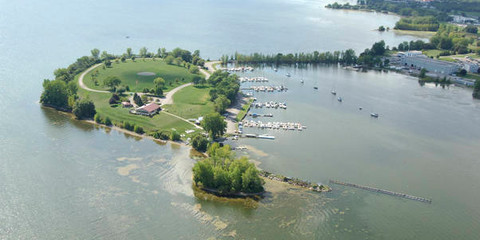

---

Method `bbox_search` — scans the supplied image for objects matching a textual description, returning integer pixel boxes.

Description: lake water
[1,0,479,239]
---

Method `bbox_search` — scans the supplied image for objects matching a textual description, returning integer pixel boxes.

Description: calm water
[1,0,478,239]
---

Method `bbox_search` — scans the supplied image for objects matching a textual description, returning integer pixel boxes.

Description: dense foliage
[394,16,439,31]
[208,71,240,103]
[191,134,209,152]
[192,143,264,194]
[72,98,96,119]
[133,93,143,106]
[224,49,357,65]
[201,113,227,139]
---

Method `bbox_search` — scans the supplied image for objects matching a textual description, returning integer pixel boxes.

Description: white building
[398,52,461,75]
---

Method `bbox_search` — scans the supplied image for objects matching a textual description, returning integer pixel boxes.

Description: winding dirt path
[78,63,109,93]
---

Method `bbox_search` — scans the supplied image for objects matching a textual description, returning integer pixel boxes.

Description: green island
[40,46,332,201]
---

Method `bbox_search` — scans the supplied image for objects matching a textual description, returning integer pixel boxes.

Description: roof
[138,103,161,113]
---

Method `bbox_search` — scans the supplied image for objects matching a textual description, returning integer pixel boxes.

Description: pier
[329,180,432,204]
[241,85,288,92]
[240,77,268,83]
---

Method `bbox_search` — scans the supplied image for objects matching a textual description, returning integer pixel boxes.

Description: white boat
[286,73,291,77]
[274,68,278,72]
[258,134,275,140]
[337,97,342,102]
[370,113,379,118]
[331,90,336,95]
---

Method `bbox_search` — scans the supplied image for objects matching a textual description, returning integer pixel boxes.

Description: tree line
[222,49,357,65]
[221,41,390,67]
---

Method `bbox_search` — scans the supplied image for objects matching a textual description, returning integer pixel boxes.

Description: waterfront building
[398,52,461,75]
[135,103,161,116]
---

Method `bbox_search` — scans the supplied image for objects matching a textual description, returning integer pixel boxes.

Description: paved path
[78,63,109,93]
[161,83,192,105]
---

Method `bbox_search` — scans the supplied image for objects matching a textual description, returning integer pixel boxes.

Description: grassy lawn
[236,98,253,122]
[162,85,214,119]
[80,88,197,134]
[84,58,201,93]
[465,73,480,81]
[438,57,456,62]
[423,50,443,58]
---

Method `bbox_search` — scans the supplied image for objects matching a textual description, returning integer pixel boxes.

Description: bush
[73,99,96,119]
[170,131,181,141]
[191,134,209,152]
[104,117,112,126]
[150,130,170,140]
[123,121,134,131]
[94,113,102,123]
[134,125,144,134]
[109,93,120,105]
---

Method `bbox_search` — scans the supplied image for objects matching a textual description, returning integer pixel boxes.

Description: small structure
[135,103,161,116]
[122,101,133,108]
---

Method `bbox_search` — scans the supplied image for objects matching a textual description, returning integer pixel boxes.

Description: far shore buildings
[397,51,461,75]
[134,102,161,116]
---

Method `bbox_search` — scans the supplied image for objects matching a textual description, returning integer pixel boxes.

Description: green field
[162,85,215,119]
[76,64,204,135]
[423,50,443,58]
[84,58,201,93]
[79,88,198,134]
[465,73,480,81]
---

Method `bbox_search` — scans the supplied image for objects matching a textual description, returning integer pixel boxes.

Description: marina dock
[329,180,432,204]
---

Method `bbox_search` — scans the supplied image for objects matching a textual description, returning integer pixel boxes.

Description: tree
[40,80,70,109]
[103,76,121,90]
[73,98,96,119]
[170,131,181,141]
[202,113,226,139]
[378,26,386,31]
[126,48,133,58]
[154,86,163,96]
[189,65,199,74]
[371,40,386,56]
[419,68,427,78]
[153,77,166,88]
[191,134,209,152]
[192,160,214,188]
[165,55,175,65]
[214,95,231,113]
[54,68,73,82]
[133,93,143,106]
[241,165,264,193]
[101,51,111,61]
[94,113,102,123]
[465,25,478,34]
[134,125,144,134]
[91,48,100,61]
[104,59,112,68]
[139,47,148,58]
[104,117,112,126]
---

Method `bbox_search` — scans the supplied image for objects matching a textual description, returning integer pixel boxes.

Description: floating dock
[329,180,432,204]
